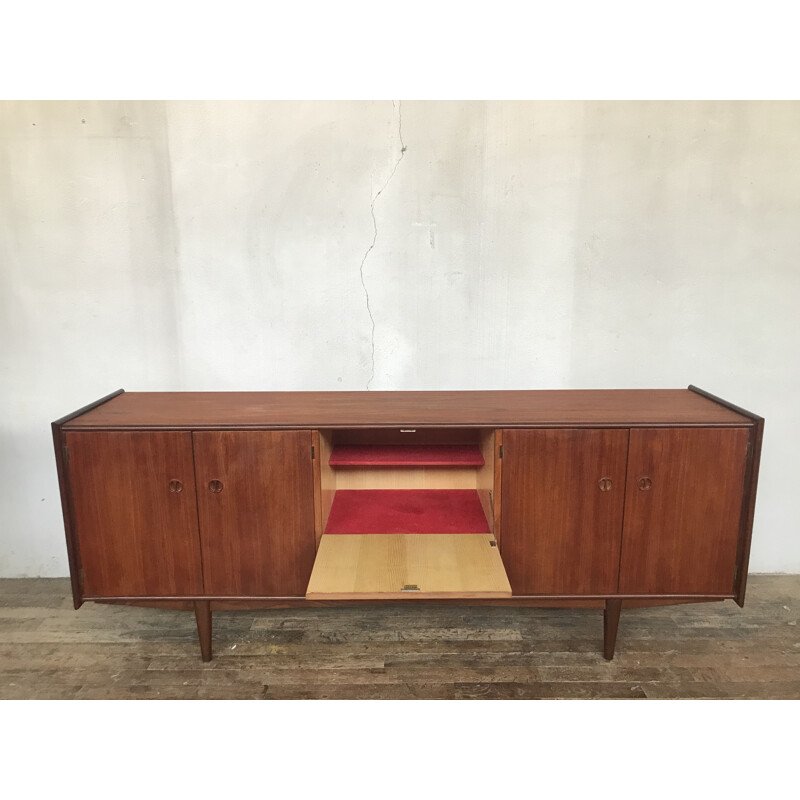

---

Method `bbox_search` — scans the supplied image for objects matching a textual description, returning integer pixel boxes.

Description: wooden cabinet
[193,430,316,597]
[65,431,203,597]
[500,426,752,600]
[619,427,750,595]
[500,429,629,596]
[52,387,763,662]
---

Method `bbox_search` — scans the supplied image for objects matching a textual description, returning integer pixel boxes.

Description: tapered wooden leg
[194,600,212,662]
[603,599,622,660]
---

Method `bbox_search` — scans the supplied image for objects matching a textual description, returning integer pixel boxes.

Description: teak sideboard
[52,387,763,662]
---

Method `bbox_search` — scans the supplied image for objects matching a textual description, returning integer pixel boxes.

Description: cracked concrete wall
[1,100,798,575]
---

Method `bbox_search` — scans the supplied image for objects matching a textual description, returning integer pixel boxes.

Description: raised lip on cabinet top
[60,388,754,430]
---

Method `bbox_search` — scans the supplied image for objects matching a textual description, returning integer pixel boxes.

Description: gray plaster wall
[1,100,798,576]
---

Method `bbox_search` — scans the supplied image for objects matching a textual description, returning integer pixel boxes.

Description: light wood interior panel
[319,430,335,537]
[493,430,503,545]
[312,430,323,547]
[333,467,477,489]
[306,534,512,599]
[476,430,495,534]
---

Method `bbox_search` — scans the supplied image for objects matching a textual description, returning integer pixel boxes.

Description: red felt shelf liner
[324,489,491,535]
[329,444,484,468]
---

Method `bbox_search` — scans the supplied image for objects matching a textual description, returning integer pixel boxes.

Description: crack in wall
[359,100,407,390]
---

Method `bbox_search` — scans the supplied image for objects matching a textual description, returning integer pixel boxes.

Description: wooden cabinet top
[61,388,755,430]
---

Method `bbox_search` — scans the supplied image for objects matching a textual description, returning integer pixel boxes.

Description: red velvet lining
[329,444,484,467]
[324,489,490,534]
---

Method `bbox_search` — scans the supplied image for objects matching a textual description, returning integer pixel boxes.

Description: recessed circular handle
[208,479,224,493]
[168,479,183,494]
[598,477,613,492]
[638,476,653,491]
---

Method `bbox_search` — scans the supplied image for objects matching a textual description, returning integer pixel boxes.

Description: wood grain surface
[332,467,479,490]
[735,419,764,606]
[1,576,797,699]
[192,431,316,597]
[62,389,751,429]
[306,534,512,599]
[619,428,750,595]
[65,432,204,597]
[500,429,629,595]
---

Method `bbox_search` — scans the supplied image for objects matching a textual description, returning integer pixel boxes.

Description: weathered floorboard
[0,576,797,699]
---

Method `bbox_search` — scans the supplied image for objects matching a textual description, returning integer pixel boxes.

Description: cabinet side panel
[500,429,629,595]
[66,432,204,597]
[52,423,82,607]
[193,430,316,597]
[52,389,125,607]
[735,419,764,605]
[619,427,750,595]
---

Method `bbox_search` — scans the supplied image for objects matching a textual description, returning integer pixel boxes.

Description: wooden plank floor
[1,576,798,699]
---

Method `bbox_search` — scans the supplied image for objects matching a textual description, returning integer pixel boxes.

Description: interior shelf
[329,444,484,468]
[324,489,491,535]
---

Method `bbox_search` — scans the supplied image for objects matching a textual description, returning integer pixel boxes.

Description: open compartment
[317,428,497,537]
[308,427,508,600]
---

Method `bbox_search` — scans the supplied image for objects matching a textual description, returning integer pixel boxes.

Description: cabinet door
[500,429,629,595]
[66,431,203,597]
[619,428,749,595]
[193,430,316,596]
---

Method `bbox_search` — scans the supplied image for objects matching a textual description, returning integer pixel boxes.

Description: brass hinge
[311,445,315,460]
[499,445,503,458]
[401,584,420,592]
[78,568,85,586]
